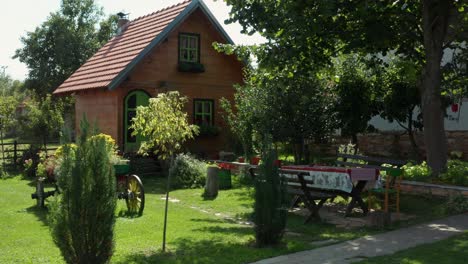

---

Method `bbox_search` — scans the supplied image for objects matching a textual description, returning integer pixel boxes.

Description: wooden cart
[31,163,145,216]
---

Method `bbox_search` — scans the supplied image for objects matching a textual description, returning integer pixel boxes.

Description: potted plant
[217,162,232,189]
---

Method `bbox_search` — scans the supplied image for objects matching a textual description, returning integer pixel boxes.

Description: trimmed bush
[48,120,116,264]
[170,153,207,189]
[254,147,287,247]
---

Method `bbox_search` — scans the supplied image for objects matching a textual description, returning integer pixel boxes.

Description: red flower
[218,162,232,170]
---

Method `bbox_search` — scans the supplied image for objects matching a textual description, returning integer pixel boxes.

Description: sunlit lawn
[0,172,454,263]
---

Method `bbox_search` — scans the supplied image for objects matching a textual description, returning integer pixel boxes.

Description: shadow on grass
[26,205,50,226]
[114,236,290,264]
[137,176,167,195]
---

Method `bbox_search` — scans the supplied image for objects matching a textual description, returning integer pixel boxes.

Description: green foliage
[0,95,19,158]
[21,94,64,147]
[20,145,42,177]
[254,140,287,247]
[49,118,116,264]
[14,0,117,96]
[0,69,25,98]
[223,0,467,175]
[220,66,337,159]
[332,55,380,140]
[378,57,421,128]
[130,91,199,160]
[220,87,254,158]
[440,160,468,186]
[0,96,19,130]
[402,162,432,181]
[170,153,207,189]
[444,195,468,215]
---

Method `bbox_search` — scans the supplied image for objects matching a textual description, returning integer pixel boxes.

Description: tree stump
[204,167,219,198]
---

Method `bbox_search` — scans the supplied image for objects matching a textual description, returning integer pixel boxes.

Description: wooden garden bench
[249,167,337,223]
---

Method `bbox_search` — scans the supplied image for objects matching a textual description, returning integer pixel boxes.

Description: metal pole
[162,155,174,252]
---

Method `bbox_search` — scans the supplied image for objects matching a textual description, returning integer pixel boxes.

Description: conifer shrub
[253,145,287,247]
[49,120,116,264]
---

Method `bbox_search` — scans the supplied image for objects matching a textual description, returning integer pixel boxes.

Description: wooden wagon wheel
[126,174,145,216]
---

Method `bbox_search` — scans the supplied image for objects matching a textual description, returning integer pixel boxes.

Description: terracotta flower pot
[250,157,260,165]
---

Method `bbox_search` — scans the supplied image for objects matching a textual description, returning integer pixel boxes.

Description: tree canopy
[14,0,118,96]
[224,0,467,175]
[130,91,199,160]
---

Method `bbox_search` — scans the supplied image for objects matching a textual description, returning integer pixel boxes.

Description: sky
[1,0,264,81]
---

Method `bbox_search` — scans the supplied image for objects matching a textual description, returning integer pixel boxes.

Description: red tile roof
[54,0,192,94]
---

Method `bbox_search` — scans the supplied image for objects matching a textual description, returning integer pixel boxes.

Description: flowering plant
[24,158,33,171]
[218,162,233,170]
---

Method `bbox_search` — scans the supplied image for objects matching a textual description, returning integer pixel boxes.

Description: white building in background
[370,99,468,132]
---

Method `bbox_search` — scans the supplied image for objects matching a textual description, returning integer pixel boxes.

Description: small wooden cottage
[54,0,243,157]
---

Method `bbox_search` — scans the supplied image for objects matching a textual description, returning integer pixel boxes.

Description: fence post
[13,140,17,169]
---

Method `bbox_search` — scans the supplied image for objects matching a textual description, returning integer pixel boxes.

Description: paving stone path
[251,213,468,264]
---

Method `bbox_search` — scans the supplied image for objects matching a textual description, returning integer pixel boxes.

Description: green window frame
[179,33,200,63]
[193,99,213,126]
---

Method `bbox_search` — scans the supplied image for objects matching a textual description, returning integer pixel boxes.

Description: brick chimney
[117,12,129,34]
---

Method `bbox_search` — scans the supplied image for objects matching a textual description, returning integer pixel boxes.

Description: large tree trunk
[420,0,452,176]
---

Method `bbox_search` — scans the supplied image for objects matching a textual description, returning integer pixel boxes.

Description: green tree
[217,61,337,163]
[0,68,25,98]
[0,96,19,163]
[14,0,117,96]
[378,57,423,160]
[23,95,64,150]
[332,55,381,146]
[224,0,467,175]
[130,91,199,159]
[49,118,116,264]
[130,91,198,252]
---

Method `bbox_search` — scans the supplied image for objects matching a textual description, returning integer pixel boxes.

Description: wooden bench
[249,167,337,223]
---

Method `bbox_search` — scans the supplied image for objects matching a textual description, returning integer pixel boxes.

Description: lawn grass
[0,173,457,263]
[357,232,468,264]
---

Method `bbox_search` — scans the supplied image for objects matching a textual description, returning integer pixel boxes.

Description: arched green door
[124,90,150,152]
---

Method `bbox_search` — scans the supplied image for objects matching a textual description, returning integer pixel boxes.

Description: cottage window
[193,99,213,126]
[179,33,200,63]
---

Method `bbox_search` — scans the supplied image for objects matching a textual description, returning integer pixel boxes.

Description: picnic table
[282,165,379,216]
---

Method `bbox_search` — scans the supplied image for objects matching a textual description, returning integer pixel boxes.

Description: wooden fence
[0,141,59,167]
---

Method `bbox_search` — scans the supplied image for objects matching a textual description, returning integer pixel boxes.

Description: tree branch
[396,119,409,131]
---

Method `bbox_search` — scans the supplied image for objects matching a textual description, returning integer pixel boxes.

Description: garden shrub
[440,160,468,186]
[170,153,207,189]
[48,120,116,264]
[402,161,432,181]
[20,144,42,177]
[254,146,287,247]
[444,195,468,214]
